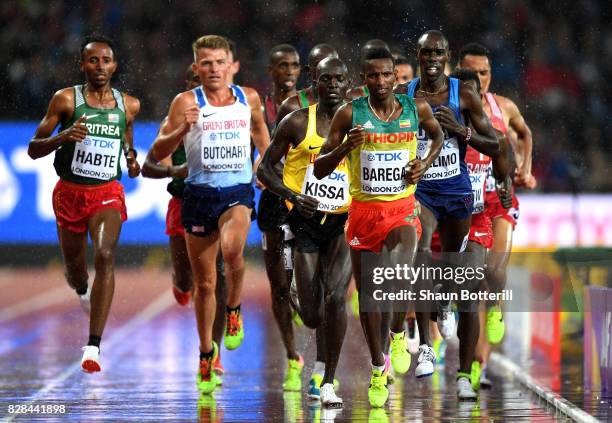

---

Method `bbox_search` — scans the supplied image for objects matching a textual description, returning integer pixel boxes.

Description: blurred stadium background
[0,1,610,420]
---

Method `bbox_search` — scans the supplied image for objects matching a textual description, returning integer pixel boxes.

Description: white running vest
[184,84,252,188]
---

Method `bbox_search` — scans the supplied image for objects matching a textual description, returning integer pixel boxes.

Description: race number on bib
[201,132,250,172]
[360,149,409,195]
[470,172,487,213]
[71,135,120,180]
[417,136,460,180]
[301,165,349,212]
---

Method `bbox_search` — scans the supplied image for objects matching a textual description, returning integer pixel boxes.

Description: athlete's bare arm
[497,95,535,188]
[434,81,498,158]
[152,92,198,161]
[257,110,318,217]
[275,95,302,126]
[245,87,270,160]
[28,88,83,159]
[142,119,187,179]
[407,99,444,184]
[123,93,141,177]
[314,102,361,179]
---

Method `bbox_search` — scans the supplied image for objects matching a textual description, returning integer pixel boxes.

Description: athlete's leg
[264,228,298,359]
[321,234,352,385]
[169,235,192,293]
[293,249,323,329]
[218,205,252,308]
[213,252,226,354]
[87,208,122,338]
[57,225,88,295]
[415,205,437,346]
[186,231,220,353]
[456,241,485,375]
[486,218,513,298]
[385,225,418,332]
[352,248,385,367]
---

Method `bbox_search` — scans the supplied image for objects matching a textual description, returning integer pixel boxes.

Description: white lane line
[2,290,174,423]
[490,352,600,423]
[0,287,68,324]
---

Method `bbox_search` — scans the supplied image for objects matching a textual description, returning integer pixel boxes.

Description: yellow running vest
[283,104,350,214]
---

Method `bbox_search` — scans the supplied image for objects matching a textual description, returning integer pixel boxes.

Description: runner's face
[362,58,396,101]
[194,48,230,90]
[269,52,300,91]
[417,35,449,81]
[396,64,413,84]
[185,72,201,90]
[316,65,349,106]
[80,42,117,88]
[460,55,491,94]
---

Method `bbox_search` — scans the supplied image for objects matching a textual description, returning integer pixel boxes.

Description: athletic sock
[313,361,325,376]
[200,348,214,361]
[88,335,101,348]
[76,286,88,296]
[372,354,386,372]
[226,304,241,314]
[457,371,471,380]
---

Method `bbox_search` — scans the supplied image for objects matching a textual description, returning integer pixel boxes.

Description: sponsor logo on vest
[363,120,374,129]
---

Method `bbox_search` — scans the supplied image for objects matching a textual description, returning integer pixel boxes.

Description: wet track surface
[0,267,567,421]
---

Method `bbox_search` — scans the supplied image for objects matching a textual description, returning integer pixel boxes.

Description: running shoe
[197,342,219,394]
[213,353,224,385]
[172,285,191,306]
[308,373,323,400]
[283,355,304,391]
[432,337,446,367]
[470,361,481,391]
[434,284,456,339]
[406,317,420,354]
[368,364,389,408]
[415,344,436,378]
[480,367,492,389]
[320,383,343,408]
[389,331,411,375]
[486,305,505,344]
[224,308,244,350]
[79,285,91,315]
[457,375,478,400]
[81,345,101,373]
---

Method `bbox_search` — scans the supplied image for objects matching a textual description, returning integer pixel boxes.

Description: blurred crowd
[2,0,610,192]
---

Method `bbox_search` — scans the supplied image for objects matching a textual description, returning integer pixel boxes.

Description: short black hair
[227,38,238,61]
[361,47,394,68]
[450,68,481,93]
[268,43,298,64]
[80,34,115,58]
[394,54,410,65]
[458,42,491,62]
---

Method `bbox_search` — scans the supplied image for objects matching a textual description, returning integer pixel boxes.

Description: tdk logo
[368,152,404,161]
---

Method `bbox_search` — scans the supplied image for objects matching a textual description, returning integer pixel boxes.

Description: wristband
[124,148,138,159]
[464,127,472,143]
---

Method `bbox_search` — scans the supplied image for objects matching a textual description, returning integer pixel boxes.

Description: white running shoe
[320,383,343,408]
[406,317,420,354]
[79,285,91,315]
[457,376,478,400]
[434,284,455,339]
[81,345,101,373]
[415,344,436,378]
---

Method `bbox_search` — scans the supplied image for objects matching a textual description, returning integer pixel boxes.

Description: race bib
[485,162,496,192]
[71,135,120,180]
[301,165,349,212]
[470,171,487,214]
[360,149,409,195]
[416,135,460,180]
[201,131,250,172]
